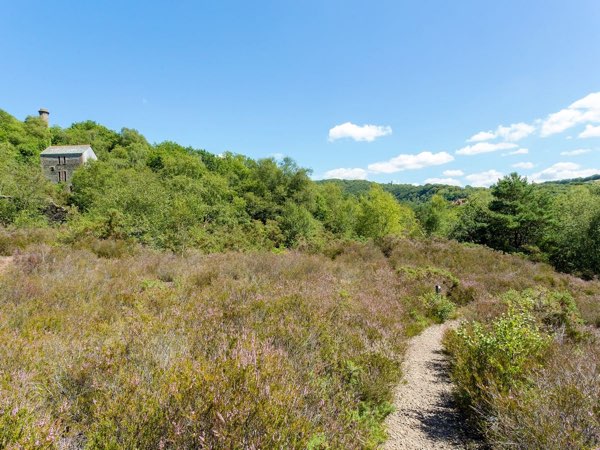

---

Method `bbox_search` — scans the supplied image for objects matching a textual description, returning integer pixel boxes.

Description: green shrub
[444,288,593,446]
[422,292,456,323]
[503,288,584,339]
[0,227,56,255]
[445,306,550,420]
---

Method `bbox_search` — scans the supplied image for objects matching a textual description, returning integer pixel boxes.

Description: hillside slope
[0,235,598,448]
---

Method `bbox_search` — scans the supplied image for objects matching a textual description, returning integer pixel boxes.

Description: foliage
[0,231,598,447]
[451,173,600,277]
[0,245,411,448]
[0,109,426,253]
[446,303,549,416]
[355,185,421,240]
[543,185,600,277]
[422,292,457,322]
[1,108,599,277]
[444,288,598,448]
[487,342,600,450]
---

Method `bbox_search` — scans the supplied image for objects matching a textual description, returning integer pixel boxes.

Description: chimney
[38,108,49,125]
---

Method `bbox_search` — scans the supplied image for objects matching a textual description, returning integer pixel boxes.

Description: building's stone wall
[41,155,84,185]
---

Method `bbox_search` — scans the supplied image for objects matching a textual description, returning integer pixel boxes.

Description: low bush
[0,227,56,255]
[445,289,599,448]
[422,292,457,323]
[487,341,600,450]
[445,304,549,418]
[0,246,409,448]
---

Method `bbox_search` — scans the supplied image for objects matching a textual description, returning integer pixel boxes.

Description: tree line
[0,110,419,253]
[1,109,598,277]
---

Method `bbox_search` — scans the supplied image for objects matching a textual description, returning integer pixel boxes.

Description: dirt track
[383,321,477,449]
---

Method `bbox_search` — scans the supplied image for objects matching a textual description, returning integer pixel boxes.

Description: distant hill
[318,179,483,205]
[321,172,600,205]
[541,173,600,185]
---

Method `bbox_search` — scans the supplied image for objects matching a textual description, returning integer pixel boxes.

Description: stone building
[38,108,50,124]
[40,145,97,185]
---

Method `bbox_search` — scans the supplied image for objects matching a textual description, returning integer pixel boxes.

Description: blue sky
[1,0,600,186]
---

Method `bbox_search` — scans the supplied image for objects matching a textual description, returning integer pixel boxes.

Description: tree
[487,173,550,252]
[417,194,459,237]
[450,190,493,244]
[356,185,420,239]
[543,185,600,276]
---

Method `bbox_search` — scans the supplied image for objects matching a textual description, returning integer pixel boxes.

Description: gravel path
[383,321,476,449]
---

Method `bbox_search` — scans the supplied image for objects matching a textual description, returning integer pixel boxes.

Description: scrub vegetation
[0,109,599,448]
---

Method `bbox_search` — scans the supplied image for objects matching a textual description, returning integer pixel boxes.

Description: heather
[1,242,410,448]
[1,235,599,448]
[444,288,600,449]
[1,107,600,449]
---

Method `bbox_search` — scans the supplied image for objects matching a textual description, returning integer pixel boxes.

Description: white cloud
[467,123,535,143]
[579,124,600,138]
[424,177,462,186]
[456,142,517,156]
[368,151,454,173]
[443,169,464,177]
[496,123,536,141]
[539,109,584,137]
[503,148,529,156]
[328,122,392,142]
[464,170,503,187]
[560,149,591,156]
[512,162,535,169]
[323,167,368,180]
[467,131,496,142]
[570,92,600,110]
[531,162,600,182]
[540,92,600,137]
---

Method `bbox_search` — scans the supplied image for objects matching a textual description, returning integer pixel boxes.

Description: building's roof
[40,145,93,156]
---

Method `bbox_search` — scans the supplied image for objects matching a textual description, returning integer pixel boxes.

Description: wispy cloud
[559,149,591,156]
[456,142,517,156]
[424,177,462,186]
[579,124,600,138]
[464,170,503,187]
[443,169,464,177]
[467,131,496,142]
[496,123,536,141]
[368,151,454,173]
[503,148,529,156]
[323,167,368,180]
[459,91,600,162]
[328,122,392,142]
[512,162,535,169]
[531,162,600,182]
[540,92,600,137]
[323,150,454,180]
[467,123,535,143]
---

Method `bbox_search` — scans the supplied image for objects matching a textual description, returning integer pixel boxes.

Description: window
[63,171,67,182]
